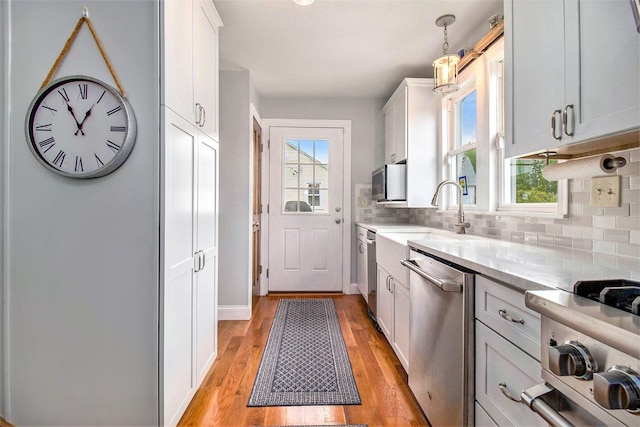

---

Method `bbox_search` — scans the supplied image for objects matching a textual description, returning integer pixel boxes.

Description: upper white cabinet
[504,0,640,158]
[384,88,408,164]
[381,78,439,208]
[164,0,222,141]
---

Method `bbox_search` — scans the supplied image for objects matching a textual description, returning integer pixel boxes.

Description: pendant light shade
[293,0,315,5]
[433,15,460,95]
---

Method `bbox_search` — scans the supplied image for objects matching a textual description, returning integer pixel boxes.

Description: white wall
[219,70,253,313]
[4,1,159,424]
[260,97,385,282]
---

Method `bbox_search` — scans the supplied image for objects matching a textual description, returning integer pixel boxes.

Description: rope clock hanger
[25,7,137,179]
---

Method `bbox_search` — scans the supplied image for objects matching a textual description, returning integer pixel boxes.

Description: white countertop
[408,235,640,293]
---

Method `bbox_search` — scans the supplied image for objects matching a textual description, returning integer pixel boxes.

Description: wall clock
[25,75,137,178]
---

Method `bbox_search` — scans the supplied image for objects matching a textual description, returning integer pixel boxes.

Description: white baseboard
[218,305,251,320]
[348,282,360,295]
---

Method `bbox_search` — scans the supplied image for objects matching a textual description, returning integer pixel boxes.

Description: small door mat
[247,299,361,406]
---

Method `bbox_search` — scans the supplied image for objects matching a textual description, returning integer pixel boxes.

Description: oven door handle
[401,259,463,293]
[521,383,575,427]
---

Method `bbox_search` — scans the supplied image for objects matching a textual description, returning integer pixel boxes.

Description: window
[283,139,329,213]
[440,37,566,217]
[446,87,478,206]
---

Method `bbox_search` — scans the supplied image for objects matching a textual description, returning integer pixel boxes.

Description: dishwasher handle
[401,259,463,293]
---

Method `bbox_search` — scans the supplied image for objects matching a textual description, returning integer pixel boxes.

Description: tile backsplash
[355,148,640,259]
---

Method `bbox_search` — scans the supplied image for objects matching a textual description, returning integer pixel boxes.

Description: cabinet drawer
[356,226,368,241]
[475,401,498,427]
[475,321,546,427]
[475,276,541,359]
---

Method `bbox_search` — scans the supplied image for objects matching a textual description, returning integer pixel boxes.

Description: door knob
[335,218,342,224]
[335,207,342,212]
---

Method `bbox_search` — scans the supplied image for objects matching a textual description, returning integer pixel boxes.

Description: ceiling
[215,0,503,100]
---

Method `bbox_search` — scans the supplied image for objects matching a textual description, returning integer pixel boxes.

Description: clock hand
[65,101,85,136]
[75,104,94,136]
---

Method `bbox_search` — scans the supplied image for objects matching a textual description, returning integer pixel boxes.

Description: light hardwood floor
[178,294,430,427]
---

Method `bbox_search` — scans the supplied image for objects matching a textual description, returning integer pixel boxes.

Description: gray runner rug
[247,298,362,406]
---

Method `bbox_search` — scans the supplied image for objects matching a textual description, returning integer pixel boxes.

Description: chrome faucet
[431,180,470,234]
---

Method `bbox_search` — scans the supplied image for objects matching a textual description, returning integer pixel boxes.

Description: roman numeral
[106,106,122,116]
[58,88,70,103]
[78,84,88,100]
[42,104,57,114]
[110,126,126,132]
[36,123,52,132]
[38,137,56,153]
[95,154,104,167]
[75,156,84,172]
[106,140,121,153]
[97,90,106,104]
[53,150,66,168]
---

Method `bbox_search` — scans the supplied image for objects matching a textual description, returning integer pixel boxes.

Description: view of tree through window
[506,159,558,203]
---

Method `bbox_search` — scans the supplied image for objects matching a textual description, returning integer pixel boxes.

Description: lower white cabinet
[474,277,545,427]
[475,322,545,426]
[392,280,410,370]
[356,228,368,302]
[377,265,394,340]
[377,265,410,371]
[163,107,219,426]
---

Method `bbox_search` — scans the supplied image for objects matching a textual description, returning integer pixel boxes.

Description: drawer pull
[499,382,521,402]
[499,309,524,324]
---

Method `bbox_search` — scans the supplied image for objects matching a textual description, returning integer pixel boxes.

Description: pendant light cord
[40,12,126,97]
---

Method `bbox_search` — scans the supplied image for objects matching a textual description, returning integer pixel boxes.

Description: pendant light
[432,14,460,95]
[293,0,315,5]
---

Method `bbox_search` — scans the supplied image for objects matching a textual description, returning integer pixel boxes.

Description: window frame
[439,37,567,217]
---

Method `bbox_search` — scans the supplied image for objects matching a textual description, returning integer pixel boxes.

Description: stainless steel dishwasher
[401,247,475,427]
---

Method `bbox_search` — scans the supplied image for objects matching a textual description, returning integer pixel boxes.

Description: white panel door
[268,126,344,292]
[163,113,196,426]
[195,134,218,382]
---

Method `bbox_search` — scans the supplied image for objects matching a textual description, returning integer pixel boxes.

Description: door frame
[260,119,352,295]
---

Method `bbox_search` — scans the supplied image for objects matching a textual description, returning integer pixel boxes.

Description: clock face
[25,75,136,178]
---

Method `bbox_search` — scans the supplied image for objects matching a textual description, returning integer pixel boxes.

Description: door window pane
[282,138,330,213]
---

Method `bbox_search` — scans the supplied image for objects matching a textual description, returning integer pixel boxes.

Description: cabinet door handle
[201,106,206,127]
[195,103,202,125]
[194,251,201,272]
[359,243,364,254]
[499,383,521,402]
[200,250,206,270]
[562,104,574,136]
[498,309,525,324]
[551,109,562,140]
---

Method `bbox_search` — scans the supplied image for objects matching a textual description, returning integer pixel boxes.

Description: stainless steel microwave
[372,164,407,201]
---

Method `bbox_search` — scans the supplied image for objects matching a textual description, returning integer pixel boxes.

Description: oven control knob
[594,366,640,411]
[548,341,596,380]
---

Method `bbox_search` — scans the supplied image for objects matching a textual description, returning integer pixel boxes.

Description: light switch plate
[590,175,621,207]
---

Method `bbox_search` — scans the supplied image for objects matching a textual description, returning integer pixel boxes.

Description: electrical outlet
[590,175,621,207]
[357,196,369,207]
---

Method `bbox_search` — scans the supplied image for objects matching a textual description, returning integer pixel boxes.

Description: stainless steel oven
[523,280,640,427]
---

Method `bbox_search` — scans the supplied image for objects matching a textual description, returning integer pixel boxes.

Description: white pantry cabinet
[504,0,640,158]
[163,0,222,140]
[161,0,221,425]
[381,78,439,208]
[162,108,219,427]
